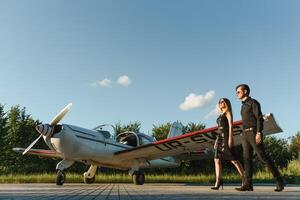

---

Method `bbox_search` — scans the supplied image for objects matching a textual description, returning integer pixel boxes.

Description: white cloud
[204,104,221,119]
[98,78,112,87]
[117,75,131,86]
[90,75,132,88]
[179,90,215,111]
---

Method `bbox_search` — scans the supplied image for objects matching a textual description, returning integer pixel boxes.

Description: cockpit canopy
[93,124,115,139]
[117,131,155,147]
[93,124,155,147]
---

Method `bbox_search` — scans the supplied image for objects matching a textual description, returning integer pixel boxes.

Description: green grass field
[0,160,299,184]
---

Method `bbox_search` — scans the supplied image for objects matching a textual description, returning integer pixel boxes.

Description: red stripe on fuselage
[28,150,56,155]
[154,120,243,145]
[115,120,243,155]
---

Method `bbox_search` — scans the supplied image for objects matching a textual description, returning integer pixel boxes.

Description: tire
[133,171,145,185]
[56,170,65,186]
[84,176,95,184]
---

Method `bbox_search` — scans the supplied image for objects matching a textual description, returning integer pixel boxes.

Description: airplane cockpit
[93,124,155,147]
[117,131,155,147]
[93,124,116,140]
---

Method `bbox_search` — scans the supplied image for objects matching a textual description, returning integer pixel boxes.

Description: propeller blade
[22,135,42,155]
[50,103,72,126]
[22,103,72,156]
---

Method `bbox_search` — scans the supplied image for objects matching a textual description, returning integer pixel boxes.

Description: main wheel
[84,176,95,184]
[132,171,145,185]
[56,170,66,186]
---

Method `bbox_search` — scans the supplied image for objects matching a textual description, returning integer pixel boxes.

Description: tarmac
[0,183,299,200]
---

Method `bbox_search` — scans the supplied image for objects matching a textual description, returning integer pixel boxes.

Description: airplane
[13,103,283,185]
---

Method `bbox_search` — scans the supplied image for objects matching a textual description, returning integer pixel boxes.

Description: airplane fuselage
[49,124,179,170]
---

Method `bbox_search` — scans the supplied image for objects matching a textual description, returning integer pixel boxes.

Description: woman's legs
[231,160,245,184]
[214,158,222,186]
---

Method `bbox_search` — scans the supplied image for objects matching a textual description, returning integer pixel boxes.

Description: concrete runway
[0,184,299,200]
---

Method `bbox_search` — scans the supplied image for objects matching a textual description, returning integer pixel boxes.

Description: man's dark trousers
[241,129,281,185]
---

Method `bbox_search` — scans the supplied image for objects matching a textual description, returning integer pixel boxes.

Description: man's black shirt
[241,97,264,132]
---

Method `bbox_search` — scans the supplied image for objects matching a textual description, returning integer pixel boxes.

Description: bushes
[0,103,299,176]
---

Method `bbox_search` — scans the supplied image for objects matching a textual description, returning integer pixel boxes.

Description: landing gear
[132,171,145,185]
[55,159,74,186]
[84,176,95,184]
[56,170,65,186]
[83,165,97,184]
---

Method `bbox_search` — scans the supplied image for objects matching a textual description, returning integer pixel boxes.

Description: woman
[211,98,244,190]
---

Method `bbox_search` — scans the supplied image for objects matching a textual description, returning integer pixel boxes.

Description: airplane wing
[114,113,282,161]
[13,148,62,158]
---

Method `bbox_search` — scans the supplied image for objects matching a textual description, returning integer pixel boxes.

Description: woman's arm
[226,112,233,148]
[214,135,219,149]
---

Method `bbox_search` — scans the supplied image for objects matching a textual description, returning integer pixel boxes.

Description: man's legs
[249,135,284,191]
[242,132,253,186]
[251,141,281,178]
[236,132,254,191]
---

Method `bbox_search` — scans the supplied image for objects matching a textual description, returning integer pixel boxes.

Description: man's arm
[252,100,264,133]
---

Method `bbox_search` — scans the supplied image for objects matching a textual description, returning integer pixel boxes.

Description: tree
[2,105,23,173]
[0,104,8,173]
[152,122,172,141]
[290,132,300,160]
[152,122,206,141]
[0,104,7,136]
[183,122,205,134]
[2,105,56,173]
[114,121,141,140]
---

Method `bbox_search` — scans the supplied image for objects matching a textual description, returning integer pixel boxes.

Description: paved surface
[0,184,299,200]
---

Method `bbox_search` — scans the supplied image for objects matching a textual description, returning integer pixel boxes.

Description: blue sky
[0,0,299,139]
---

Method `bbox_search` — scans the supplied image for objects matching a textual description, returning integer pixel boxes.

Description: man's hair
[236,84,250,95]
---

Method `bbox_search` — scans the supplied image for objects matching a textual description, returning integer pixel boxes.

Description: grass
[0,172,298,184]
[0,160,299,184]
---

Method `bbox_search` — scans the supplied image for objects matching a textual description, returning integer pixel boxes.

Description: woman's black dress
[214,113,237,161]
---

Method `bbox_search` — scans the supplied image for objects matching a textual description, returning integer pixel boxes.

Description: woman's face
[218,99,226,110]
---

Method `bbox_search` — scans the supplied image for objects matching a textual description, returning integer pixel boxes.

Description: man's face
[236,86,247,100]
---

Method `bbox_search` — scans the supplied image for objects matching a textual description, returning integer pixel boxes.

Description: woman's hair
[219,98,232,114]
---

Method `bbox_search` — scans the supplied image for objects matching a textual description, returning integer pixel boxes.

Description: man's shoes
[235,185,253,191]
[274,177,285,192]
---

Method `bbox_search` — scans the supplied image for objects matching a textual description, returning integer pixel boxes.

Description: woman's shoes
[211,179,223,190]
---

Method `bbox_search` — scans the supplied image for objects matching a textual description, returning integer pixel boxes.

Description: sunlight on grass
[0,160,298,184]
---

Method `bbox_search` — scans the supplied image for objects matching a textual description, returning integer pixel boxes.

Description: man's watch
[256,132,261,135]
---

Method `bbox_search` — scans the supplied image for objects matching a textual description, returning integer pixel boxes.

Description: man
[235,84,284,192]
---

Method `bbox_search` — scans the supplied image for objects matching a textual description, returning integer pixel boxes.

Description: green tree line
[0,103,299,175]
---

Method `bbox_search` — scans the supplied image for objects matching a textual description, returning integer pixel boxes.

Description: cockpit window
[93,124,116,140]
[117,132,155,147]
[139,135,153,145]
[118,132,138,147]
[97,130,111,139]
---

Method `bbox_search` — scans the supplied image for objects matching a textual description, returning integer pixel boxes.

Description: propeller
[22,135,43,155]
[22,103,72,155]
[50,103,72,126]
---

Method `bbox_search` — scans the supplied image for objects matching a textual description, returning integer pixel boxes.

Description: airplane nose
[36,124,54,137]
[35,124,43,133]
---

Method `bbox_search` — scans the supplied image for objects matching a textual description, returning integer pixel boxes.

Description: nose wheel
[56,170,66,186]
[84,176,95,184]
[55,159,74,186]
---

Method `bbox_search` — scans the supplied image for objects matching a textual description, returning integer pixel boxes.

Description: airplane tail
[154,121,183,166]
[167,121,183,138]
